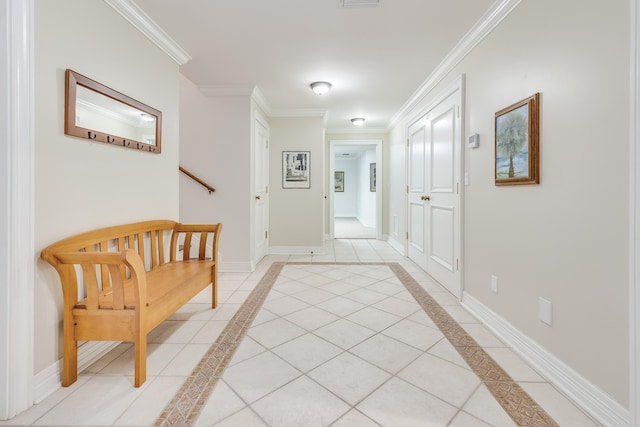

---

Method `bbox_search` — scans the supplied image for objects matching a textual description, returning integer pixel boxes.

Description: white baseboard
[461,292,629,427]
[34,341,119,404]
[386,235,405,256]
[219,261,253,273]
[268,246,325,255]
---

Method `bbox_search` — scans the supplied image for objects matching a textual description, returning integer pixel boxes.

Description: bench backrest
[40,220,221,306]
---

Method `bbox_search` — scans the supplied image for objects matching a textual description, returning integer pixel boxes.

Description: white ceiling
[132,0,495,132]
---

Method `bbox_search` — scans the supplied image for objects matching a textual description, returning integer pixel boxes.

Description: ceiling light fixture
[310,81,332,95]
[141,113,155,122]
[351,117,365,126]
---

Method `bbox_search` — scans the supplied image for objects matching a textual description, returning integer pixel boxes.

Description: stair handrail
[179,166,216,194]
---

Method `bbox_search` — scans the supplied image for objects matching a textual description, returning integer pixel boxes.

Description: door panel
[429,204,454,271]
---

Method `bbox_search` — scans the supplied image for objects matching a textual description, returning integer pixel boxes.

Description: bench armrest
[170,223,222,262]
[54,249,147,310]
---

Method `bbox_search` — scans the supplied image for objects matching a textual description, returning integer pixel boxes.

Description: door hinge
[406,231,409,240]
[265,231,268,239]
[266,140,269,148]
[406,185,409,193]
[406,138,409,147]
[456,182,459,194]
[456,258,459,271]
[266,185,269,193]
[457,106,460,118]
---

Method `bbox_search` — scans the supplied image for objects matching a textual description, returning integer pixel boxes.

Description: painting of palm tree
[494,93,540,185]
[496,104,529,178]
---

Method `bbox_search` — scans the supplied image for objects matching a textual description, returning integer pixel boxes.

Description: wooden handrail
[179,166,216,194]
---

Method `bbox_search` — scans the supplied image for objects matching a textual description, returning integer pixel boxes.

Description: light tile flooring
[2,240,600,427]
[334,217,376,239]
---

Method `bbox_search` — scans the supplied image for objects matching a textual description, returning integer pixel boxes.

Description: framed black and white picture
[282,151,310,189]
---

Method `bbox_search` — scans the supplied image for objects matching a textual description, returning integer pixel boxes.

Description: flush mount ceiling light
[310,81,332,95]
[351,117,365,126]
[141,113,155,122]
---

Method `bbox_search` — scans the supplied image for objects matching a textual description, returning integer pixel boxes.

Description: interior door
[426,93,460,297]
[407,119,428,271]
[254,116,269,264]
[406,88,461,298]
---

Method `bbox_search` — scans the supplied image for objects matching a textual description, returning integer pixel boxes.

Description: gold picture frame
[495,93,540,185]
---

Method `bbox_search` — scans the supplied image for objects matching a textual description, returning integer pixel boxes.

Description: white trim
[103,0,191,65]
[268,246,326,255]
[251,87,272,117]
[34,341,119,403]
[385,235,405,256]
[631,0,640,424]
[0,0,34,420]
[462,292,630,427]
[387,0,522,130]
[219,261,253,273]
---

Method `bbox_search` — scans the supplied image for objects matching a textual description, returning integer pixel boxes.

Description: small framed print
[282,151,310,189]
[495,93,540,186]
[335,171,344,192]
[370,163,377,192]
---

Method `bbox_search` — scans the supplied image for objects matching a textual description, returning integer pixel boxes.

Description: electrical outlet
[491,275,498,293]
[539,297,553,326]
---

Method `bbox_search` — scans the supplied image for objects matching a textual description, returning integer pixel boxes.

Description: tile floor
[1,240,601,427]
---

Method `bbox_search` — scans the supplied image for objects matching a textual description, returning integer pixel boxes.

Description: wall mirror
[65,69,162,153]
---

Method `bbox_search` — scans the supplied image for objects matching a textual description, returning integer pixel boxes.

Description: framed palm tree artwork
[495,93,540,185]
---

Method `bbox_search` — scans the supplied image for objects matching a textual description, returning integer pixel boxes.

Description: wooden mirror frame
[65,69,162,153]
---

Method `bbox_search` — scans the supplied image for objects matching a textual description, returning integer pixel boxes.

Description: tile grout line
[388,262,559,427]
[154,262,285,426]
[155,261,559,427]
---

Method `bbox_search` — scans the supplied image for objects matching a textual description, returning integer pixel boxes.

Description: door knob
[421,195,430,201]
[255,195,261,200]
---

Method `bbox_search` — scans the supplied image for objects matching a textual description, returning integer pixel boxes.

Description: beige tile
[284,306,339,331]
[308,352,391,405]
[398,353,481,408]
[190,320,228,344]
[222,351,301,403]
[350,333,422,374]
[484,347,546,382]
[194,381,247,427]
[161,343,211,376]
[212,407,268,426]
[317,296,367,317]
[357,377,458,427]
[272,333,343,372]
[313,318,376,350]
[228,336,267,367]
[147,319,206,344]
[461,384,518,427]
[448,411,494,427]
[382,318,443,351]
[519,383,601,427]
[345,306,402,332]
[330,409,381,427]
[247,317,307,349]
[461,323,507,348]
[372,296,420,317]
[113,376,184,426]
[252,376,350,427]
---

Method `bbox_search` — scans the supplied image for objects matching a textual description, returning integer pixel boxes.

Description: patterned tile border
[155,262,558,426]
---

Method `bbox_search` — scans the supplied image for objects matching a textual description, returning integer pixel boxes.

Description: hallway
[2,240,599,426]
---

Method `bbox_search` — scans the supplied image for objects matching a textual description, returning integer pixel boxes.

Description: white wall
[357,149,376,227]
[269,117,325,250]
[178,75,252,271]
[388,0,629,409]
[334,158,357,217]
[34,0,180,374]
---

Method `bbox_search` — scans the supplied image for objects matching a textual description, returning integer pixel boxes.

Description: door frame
[405,76,464,299]
[328,140,382,240]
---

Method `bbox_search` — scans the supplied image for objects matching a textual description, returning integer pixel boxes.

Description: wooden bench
[40,220,222,387]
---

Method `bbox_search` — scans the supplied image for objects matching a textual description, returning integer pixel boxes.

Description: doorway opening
[329,140,382,240]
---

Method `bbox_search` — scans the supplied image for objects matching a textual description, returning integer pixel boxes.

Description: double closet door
[407,86,462,298]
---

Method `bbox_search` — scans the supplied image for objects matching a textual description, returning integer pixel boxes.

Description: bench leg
[211,265,218,309]
[133,334,147,387]
[62,336,78,387]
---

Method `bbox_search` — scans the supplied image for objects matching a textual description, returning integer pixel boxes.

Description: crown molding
[103,0,191,65]
[251,87,273,116]
[387,0,522,130]
[326,126,388,135]
[199,86,255,97]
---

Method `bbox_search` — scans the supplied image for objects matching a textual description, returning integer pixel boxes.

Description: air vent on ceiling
[341,0,379,7]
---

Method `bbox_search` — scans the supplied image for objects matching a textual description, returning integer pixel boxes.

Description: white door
[254,116,269,263]
[407,119,428,271]
[407,88,461,298]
